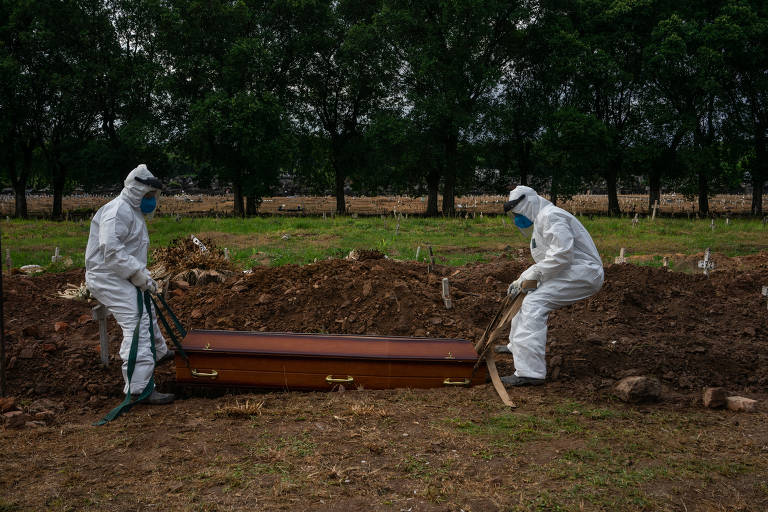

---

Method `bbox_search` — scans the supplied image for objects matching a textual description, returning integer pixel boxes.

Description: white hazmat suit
[85,164,169,396]
[505,186,604,380]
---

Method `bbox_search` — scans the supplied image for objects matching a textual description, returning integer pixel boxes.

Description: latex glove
[507,277,523,296]
[519,267,543,288]
[130,269,156,293]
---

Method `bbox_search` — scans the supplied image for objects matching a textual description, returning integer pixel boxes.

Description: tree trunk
[648,169,661,214]
[232,180,245,217]
[246,195,258,216]
[752,175,764,216]
[518,139,531,186]
[334,164,346,215]
[697,170,709,216]
[605,168,620,216]
[51,163,66,220]
[441,132,458,216]
[425,169,440,216]
[752,133,767,216]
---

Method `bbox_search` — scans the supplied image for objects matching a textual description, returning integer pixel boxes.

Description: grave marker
[51,247,61,263]
[662,256,669,269]
[651,200,659,221]
[415,246,421,261]
[632,213,639,228]
[190,234,208,252]
[441,278,452,309]
[224,248,229,260]
[710,218,715,231]
[614,248,627,264]
[4,249,10,273]
[697,248,715,277]
[762,286,768,310]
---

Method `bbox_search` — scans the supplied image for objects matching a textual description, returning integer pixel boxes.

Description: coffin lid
[182,329,479,362]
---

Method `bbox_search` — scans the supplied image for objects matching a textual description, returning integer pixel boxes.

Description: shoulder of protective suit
[539,205,574,226]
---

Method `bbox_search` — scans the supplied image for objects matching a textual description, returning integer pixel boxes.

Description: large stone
[726,396,758,413]
[702,387,727,409]
[3,411,32,429]
[613,376,662,403]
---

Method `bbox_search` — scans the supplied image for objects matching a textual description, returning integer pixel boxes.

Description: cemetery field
[1,216,767,511]
[2,215,768,271]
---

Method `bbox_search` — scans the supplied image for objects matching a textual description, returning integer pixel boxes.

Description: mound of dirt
[150,236,236,279]
[2,254,766,410]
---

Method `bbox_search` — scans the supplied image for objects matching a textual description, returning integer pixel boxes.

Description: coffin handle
[325,375,354,384]
[191,368,219,379]
[443,378,470,386]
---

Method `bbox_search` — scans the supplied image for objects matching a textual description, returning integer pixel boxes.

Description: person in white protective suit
[85,164,175,404]
[499,185,604,386]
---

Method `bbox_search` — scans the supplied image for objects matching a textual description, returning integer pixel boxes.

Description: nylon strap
[95,289,157,426]
[157,293,187,338]
[151,295,189,366]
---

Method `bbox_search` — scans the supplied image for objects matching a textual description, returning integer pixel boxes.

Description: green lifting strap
[94,289,157,426]
[157,293,187,338]
[151,295,189,366]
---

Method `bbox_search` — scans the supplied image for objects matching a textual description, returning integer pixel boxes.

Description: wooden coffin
[175,330,487,391]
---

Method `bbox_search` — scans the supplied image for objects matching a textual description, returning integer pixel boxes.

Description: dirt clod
[613,376,662,403]
[703,387,728,409]
[726,396,758,412]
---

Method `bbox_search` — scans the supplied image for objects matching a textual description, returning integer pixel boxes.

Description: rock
[615,368,643,379]
[191,309,203,319]
[19,348,34,359]
[703,387,727,409]
[172,280,190,291]
[171,289,184,298]
[726,396,758,413]
[77,314,92,326]
[549,355,563,367]
[41,342,57,353]
[54,321,69,332]
[428,317,442,325]
[231,285,247,293]
[362,281,372,298]
[256,294,272,305]
[0,397,16,413]
[22,325,41,339]
[613,376,662,403]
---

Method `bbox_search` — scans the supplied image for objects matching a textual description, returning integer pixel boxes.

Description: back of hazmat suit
[504,185,604,380]
[85,165,169,396]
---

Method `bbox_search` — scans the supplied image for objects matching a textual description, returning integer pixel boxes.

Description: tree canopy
[1,0,766,217]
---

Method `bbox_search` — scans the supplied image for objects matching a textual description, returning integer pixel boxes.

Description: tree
[383,0,524,216]
[291,0,394,214]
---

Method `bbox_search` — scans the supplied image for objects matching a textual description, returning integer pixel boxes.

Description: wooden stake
[415,246,421,261]
[762,286,768,310]
[614,248,626,264]
[4,249,10,274]
[632,213,639,228]
[442,278,452,309]
[92,303,110,367]
[224,248,229,260]
[428,246,435,266]
[651,200,658,221]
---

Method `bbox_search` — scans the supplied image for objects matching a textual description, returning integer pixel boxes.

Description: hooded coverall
[506,185,604,379]
[85,165,169,395]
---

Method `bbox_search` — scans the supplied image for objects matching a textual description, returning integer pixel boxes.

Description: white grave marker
[415,246,421,261]
[191,234,208,252]
[51,247,61,263]
[632,213,639,228]
[614,248,627,264]
[710,218,715,231]
[441,278,452,309]
[224,248,229,260]
[651,200,659,221]
[698,248,715,276]
[762,285,768,310]
[663,256,669,269]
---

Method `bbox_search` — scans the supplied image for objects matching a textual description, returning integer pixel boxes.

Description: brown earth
[3,253,767,405]
[2,254,768,511]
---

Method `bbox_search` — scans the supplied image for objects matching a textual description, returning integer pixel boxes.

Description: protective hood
[119,164,162,212]
[506,185,552,221]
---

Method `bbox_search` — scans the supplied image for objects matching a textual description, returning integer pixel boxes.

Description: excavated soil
[3,253,767,410]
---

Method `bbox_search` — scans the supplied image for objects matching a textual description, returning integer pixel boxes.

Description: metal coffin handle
[191,368,218,379]
[325,375,354,384]
[443,378,471,386]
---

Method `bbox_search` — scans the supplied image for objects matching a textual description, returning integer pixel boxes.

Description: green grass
[1,214,766,271]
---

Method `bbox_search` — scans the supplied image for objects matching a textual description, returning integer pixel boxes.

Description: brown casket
[175,330,487,390]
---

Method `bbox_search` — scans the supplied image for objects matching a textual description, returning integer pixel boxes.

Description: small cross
[632,214,639,228]
[614,248,627,264]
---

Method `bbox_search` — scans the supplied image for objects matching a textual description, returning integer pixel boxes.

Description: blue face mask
[140,196,156,214]
[514,214,533,229]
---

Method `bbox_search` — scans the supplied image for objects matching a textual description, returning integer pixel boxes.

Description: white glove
[130,269,156,294]
[507,277,523,296]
